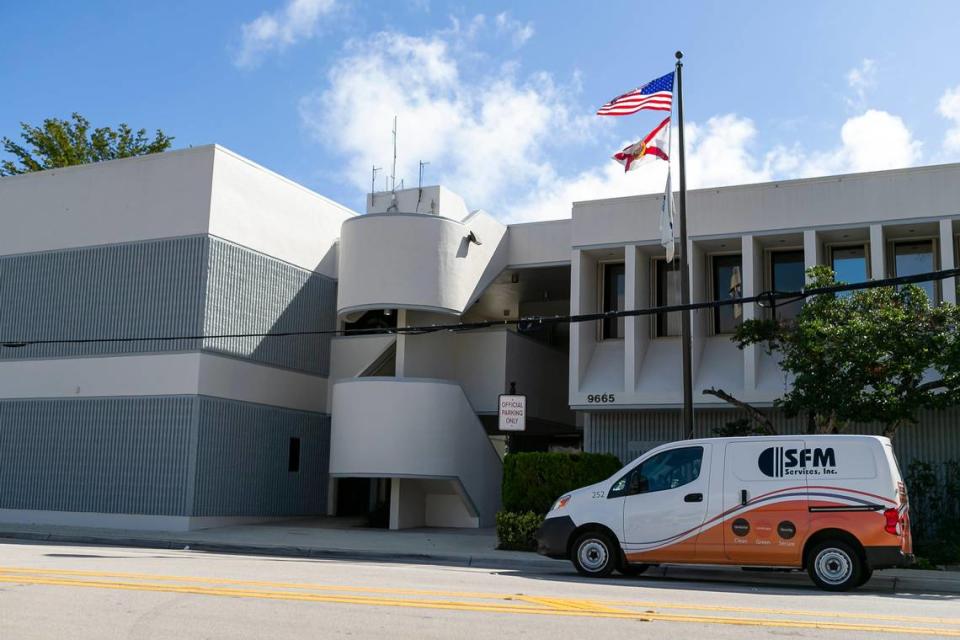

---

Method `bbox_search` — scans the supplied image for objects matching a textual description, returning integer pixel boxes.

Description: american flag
[596,72,674,116]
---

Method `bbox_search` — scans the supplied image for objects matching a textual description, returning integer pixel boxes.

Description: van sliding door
[720,440,809,567]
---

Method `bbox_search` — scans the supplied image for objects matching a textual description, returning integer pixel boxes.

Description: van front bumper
[865,546,916,569]
[535,515,576,559]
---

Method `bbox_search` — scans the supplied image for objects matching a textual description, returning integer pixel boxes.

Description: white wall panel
[208,147,355,277]
[0,146,215,257]
[337,211,507,316]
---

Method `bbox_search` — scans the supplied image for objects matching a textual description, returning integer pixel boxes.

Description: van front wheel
[571,532,617,578]
[807,540,864,591]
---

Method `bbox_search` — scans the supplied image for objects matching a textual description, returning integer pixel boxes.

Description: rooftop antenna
[371,165,381,195]
[416,161,430,213]
[390,115,398,193]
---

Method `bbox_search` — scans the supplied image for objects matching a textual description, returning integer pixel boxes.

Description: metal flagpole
[675,50,695,438]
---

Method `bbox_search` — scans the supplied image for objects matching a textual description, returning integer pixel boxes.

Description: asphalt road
[1,540,958,639]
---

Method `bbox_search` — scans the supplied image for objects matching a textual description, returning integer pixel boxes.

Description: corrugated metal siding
[587,408,960,470]
[0,237,206,358]
[0,396,194,514]
[202,238,337,376]
[191,397,330,516]
[0,236,337,375]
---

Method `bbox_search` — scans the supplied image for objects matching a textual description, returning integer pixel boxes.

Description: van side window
[608,447,703,498]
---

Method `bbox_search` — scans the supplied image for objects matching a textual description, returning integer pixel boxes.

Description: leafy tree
[707,266,960,438]
[1,113,173,176]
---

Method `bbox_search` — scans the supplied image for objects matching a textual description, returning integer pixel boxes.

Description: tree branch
[703,387,777,435]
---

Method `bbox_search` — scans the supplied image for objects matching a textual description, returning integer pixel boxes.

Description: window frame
[827,242,871,283]
[597,260,626,341]
[652,257,681,338]
[765,247,806,321]
[607,446,705,499]
[887,237,940,304]
[708,252,744,335]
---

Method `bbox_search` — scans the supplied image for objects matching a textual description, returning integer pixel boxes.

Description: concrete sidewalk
[1,518,958,595]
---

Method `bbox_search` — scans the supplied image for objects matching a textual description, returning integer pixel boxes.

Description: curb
[0,531,561,572]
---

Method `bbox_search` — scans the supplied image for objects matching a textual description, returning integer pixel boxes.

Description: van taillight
[884,508,900,535]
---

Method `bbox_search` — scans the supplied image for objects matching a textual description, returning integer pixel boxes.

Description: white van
[535,435,913,591]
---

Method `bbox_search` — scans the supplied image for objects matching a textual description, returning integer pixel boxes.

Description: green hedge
[502,452,622,515]
[496,511,544,551]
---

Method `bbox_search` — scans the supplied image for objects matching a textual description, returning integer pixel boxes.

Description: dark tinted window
[655,259,681,337]
[602,263,625,339]
[893,240,936,303]
[771,250,805,321]
[288,437,301,473]
[609,446,704,498]
[712,255,742,334]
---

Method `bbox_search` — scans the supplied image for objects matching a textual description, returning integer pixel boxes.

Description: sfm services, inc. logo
[758,446,837,478]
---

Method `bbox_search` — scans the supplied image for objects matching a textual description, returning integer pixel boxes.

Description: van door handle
[740,489,749,505]
[684,493,703,503]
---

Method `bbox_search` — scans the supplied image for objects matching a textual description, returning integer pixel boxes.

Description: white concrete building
[1,146,958,531]
[568,164,960,467]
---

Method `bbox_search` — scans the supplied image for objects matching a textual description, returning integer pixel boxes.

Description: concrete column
[389,478,425,530]
[741,235,758,390]
[803,229,822,281]
[636,252,650,379]
[624,246,638,393]
[570,250,597,398]
[569,249,583,399]
[689,240,707,382]
[940,219,957,304]
[870,224,886,280]
[326,477,338,516]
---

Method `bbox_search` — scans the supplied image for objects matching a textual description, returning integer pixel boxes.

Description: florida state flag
[612,116,670,172]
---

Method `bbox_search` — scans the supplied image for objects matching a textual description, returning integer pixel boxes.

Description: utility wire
[2,268,959,349]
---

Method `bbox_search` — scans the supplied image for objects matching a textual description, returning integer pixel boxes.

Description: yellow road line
[0,574,957,637]
[591,597,960,626]
[516,596,632,614]
[0,566,504,601]
[2,566,957,627]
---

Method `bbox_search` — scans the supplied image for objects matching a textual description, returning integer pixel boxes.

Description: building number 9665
[586,393,615,403]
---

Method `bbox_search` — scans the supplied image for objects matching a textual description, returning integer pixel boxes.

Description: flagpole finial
[675,50,683,60]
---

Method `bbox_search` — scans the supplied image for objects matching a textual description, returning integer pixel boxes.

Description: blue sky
[3,1,960,221]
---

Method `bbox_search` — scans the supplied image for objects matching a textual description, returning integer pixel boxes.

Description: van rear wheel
[807,540,864,591]
[571,531,617,578]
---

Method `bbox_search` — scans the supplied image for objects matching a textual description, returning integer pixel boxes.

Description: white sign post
[498,394,526,431]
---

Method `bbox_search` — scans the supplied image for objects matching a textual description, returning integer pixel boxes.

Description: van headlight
[550,495,571,512]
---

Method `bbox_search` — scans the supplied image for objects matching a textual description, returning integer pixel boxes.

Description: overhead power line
[2,268,958,349]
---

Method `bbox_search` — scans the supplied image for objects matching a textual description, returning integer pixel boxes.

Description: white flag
[660,169,676,262]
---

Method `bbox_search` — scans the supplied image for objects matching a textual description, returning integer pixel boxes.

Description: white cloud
[778,109,921,177]
[495,12,534,47]
[300,21,928,223]
[235,0,337,68]
[846,58,877,109]
[512,110,924,222]
[509,114,772,222]
[299,27,590,208]
[938,85,960,155]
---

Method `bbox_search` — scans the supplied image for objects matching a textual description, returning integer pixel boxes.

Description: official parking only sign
[498,395,526,431]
